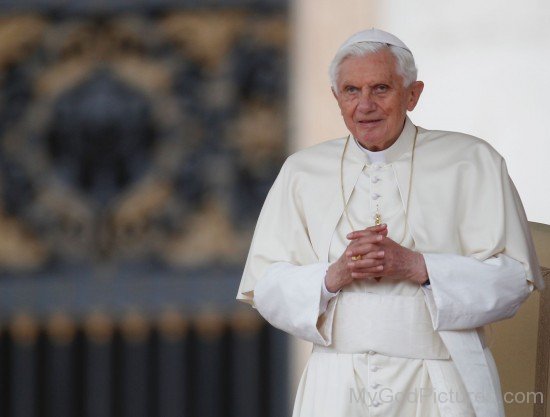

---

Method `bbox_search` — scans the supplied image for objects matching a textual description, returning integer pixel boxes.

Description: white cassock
[236,117,544,417]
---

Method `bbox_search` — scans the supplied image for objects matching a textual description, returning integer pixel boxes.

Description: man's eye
[344,86,359,93]
[374,85,389,93]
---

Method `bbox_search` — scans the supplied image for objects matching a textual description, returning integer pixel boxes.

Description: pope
[236,28,544,417]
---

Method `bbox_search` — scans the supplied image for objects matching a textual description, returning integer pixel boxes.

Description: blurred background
[0,0,549,417]
[0,1,289,417]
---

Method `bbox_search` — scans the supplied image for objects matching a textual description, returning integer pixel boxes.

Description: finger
[347,252,384,268]
[348,255,384,269]
[346,235,383,253]
[347,242,382,258]
[351,265,384,279]
[347,250,385,268]
[347,224,387,240]
[353,234,385,245]
[362,250,385,259]
[364,223,387,232]
[347,224,387,239]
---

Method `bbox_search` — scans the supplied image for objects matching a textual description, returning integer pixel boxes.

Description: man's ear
[407,81,424,111]
[331,87,338,100]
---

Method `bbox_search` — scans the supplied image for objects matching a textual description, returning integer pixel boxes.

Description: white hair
[329,42,418,91]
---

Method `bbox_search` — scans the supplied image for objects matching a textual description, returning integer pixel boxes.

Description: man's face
[332,49,424,151]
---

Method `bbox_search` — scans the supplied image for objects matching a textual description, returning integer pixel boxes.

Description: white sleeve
[421,253,533,331]
[253,261,338,345]
[320,273,340,314]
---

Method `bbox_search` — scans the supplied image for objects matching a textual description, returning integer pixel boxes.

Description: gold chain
[340,126,418,247]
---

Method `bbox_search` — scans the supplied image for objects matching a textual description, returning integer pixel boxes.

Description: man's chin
[356,131,384,148]
[356,137,383,151]
[356,124,384,139]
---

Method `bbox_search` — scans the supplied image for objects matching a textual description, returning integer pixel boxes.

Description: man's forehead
[338,53,400,83]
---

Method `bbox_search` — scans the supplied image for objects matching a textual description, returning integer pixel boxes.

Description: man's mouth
[358,119,382,126]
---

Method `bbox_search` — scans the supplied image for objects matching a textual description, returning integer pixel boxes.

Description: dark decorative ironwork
[0,11,287,272]
[0,8,290,417]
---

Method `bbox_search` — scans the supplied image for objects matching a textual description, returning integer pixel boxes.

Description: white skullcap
[338,28,411,54]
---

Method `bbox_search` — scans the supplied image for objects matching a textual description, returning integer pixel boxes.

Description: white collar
[354,138,387,164]
[350,117,416,165]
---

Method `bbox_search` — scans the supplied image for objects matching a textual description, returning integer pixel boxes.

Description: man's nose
[357,91,377,112]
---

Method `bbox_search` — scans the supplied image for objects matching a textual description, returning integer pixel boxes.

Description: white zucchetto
[337,28,412,54]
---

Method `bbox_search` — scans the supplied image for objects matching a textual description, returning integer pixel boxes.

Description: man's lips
[358,119,382,125]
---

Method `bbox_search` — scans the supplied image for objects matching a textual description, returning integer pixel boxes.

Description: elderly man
[236,29,543,417]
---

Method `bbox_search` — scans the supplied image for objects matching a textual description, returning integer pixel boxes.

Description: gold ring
[351,255,362,261]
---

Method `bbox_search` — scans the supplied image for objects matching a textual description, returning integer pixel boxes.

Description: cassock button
[370,382,380,389]
[370,365,379,372]
[371,193,381,200]
[372,400,381,407]
[371,176,381,183]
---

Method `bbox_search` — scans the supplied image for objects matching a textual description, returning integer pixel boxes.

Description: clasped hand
[324,224,428,292]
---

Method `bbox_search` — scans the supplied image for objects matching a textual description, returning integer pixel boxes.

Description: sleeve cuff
[319,270,340,314]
